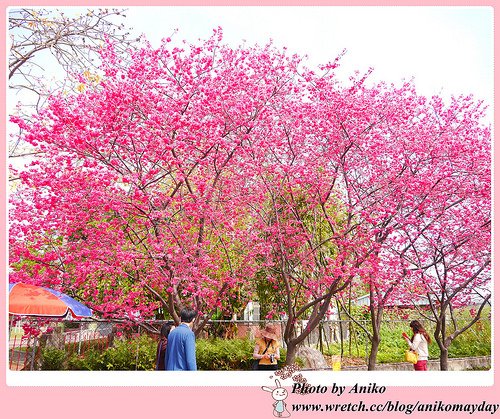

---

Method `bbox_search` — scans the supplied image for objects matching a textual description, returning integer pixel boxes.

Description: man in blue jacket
[165,307,197,370]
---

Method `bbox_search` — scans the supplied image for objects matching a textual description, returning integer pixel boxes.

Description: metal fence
[9,320,115,370]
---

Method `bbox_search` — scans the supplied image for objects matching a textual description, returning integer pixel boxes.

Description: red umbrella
[9,282,92,318]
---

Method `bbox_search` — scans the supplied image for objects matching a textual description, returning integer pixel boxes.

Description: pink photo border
[2,1,497,417]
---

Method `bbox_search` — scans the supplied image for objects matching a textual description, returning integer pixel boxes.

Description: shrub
[63,335,158,370]
[196,337,254,370]
[196,338,298,370]
[40,348,66,370]
[102,335,158,370]
[67,350,106,370]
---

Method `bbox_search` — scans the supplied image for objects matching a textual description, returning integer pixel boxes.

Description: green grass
[322,317,491,363]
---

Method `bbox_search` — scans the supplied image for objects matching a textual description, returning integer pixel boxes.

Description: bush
[196,337,255,370]
[196,338,298,371]
[40,348,66,370]
[102,335,158,370]
[63,335,297,371]
[63,335,158,370]
[67,351,103,370]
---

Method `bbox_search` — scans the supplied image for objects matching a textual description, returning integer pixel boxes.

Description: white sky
[123,6,493,107]
[8,6,493,113]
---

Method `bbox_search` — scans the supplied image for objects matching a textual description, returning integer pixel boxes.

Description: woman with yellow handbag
[403,320,431,371]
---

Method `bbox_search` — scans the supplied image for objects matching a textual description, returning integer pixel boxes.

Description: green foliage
[62,335,157,371]
[342,304,370,321]
[192,338,298,371]
[102,335,158,370]
[40,348,66,370]
[196,337,255,370]
[445,318,492,358]
[62,335,301,371]
[67,350,106,371]
[322,318,491,363]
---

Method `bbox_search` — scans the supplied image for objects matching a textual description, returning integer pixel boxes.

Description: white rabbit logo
[262,379,291,417]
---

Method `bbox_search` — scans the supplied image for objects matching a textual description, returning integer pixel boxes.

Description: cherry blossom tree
[292,75,491,369]
[10,29,490,360]
[402,178,491,370]
[9,31,304,334]
[245,92,380,364]
[9,7,139,187]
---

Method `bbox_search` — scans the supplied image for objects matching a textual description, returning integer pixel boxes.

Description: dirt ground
[323,354,367,367]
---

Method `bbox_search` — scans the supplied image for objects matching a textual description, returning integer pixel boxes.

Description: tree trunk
[367,337,380,371]
[440,347,449,371]
[367,291,383,371]
[285,341,298,365]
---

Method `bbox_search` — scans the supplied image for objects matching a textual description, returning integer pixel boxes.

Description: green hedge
[40,336,298,371]
[196,337,295,370]
[196,337,255,370]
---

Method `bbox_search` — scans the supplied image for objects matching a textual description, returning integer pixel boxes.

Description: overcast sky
[123,6,493,108]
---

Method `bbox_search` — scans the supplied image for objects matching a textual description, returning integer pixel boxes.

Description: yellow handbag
[405,350,418,364]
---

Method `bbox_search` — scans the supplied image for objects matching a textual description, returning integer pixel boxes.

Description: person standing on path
[403,320,431,371]
[165,307,197,371]
[155,321,174,370]
[253,324,281,371]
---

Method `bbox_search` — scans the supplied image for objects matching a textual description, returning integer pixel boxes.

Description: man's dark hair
[180,307,196,323]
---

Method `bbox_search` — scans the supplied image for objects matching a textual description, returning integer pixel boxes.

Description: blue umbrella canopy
[9,282,92,318]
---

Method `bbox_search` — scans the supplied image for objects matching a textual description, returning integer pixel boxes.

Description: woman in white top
[403,320,431,371]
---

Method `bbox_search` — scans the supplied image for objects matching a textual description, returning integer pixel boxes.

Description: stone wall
[337,356,491,371]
